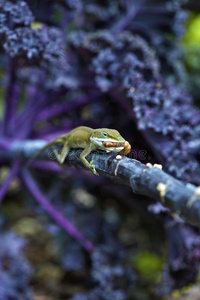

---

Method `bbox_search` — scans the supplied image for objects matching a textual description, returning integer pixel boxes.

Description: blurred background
[1,0,200,299]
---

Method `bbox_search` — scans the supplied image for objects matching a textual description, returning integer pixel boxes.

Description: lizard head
[90,128,126,152]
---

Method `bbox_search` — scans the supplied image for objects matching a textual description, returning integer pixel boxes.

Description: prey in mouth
[103,140,131,155]
[90,128,131,156]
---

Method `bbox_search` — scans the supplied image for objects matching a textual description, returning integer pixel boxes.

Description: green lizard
[35,126,131,175]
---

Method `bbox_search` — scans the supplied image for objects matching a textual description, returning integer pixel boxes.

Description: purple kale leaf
[157,222,200,295]
[68,29,200,184]
[0,0,34,34]
[0,230,33,300]
[0,0,200,298]
[48,200,136,299]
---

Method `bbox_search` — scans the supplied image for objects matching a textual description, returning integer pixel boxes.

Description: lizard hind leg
[54,141,70,169]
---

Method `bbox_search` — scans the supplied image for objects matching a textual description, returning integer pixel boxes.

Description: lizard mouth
[102,141,125,148]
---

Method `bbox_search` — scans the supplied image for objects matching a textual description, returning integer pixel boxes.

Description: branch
[5,139,200,227]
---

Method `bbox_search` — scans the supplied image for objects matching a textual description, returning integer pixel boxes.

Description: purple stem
[112,0,146,33]
[32,126,73,140]
[0,159,21,204]
[109,91,137,123]
[31,160,64,172]
[17,112,38,139]
[31,160,102,183]
[16,84,55,139]
[16,91,46,139]
[2,61,18,136]
[0,139,12,150]
[60,11,71,28]
[36,95,91,122]
[21,169,94,252]
[15,85,39,129]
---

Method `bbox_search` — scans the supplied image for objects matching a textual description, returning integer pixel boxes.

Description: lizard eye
[101,132,108,138]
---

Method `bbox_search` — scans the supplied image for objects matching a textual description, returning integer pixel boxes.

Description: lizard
[34,126,131,175]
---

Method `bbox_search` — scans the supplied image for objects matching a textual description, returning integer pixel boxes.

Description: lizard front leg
[80,144,98,175]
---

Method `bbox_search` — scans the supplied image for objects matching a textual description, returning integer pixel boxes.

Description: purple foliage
[0,0,34,32]
[68,29,200,184]
[51,201,136,299]
[0,230,33,299]
[0,0,200,298]
[157,222,200,295]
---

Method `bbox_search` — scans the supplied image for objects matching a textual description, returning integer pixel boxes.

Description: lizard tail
[26,135,67,168]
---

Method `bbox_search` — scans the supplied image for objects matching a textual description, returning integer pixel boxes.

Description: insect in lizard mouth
[102,141,125,148]
[103,140,131,155]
